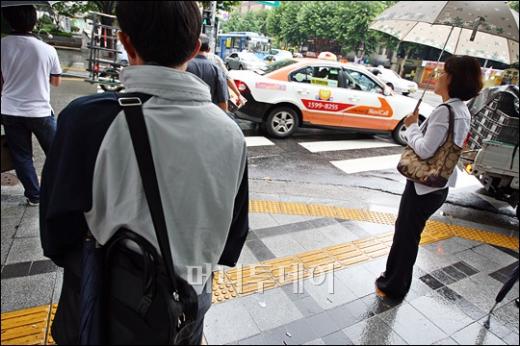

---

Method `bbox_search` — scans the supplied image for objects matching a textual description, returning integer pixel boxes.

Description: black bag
[102,94,199,344]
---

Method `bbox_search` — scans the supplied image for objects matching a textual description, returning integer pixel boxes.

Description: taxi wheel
[392,120,409,146]
[265,107,299,138]
[392,116,425,146]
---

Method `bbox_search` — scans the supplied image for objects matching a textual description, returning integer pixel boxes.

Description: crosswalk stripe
[331,154,402,174]
[299,139,399,153]
[245,136,275,147]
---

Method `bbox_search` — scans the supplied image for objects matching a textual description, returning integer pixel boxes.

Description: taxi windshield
[260,59,298,75]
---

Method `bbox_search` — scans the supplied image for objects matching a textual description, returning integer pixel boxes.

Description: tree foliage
[298,2,337,41]
[221,1,397,54]
[223,8,269,34]
[509,1,519,12]
[48,1,115,26]
[334,1,388,54]
[201,1,241,12]
[276,1,306,47]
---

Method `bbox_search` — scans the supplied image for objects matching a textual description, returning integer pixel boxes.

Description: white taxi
[229,59,434,145]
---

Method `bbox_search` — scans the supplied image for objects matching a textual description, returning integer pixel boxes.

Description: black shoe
[24,198,40,207]
[375,276,406,301]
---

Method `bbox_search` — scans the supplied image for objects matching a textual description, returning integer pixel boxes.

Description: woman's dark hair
[2,5,37,33]
[444,55,483,101]
[115,1,201,67]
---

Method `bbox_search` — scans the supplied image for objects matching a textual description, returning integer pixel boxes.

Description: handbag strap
[422,103,455,135]
[118,93,179,292]
[442,103,456,140]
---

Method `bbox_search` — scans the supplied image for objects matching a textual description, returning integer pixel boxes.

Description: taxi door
[289,65,361,128]
[339,68,396,132]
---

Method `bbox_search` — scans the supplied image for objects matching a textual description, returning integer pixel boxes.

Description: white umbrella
[371,1,519,65]
[370,1,519,110]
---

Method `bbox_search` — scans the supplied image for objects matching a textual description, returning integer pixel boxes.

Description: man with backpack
[40,2,249,344]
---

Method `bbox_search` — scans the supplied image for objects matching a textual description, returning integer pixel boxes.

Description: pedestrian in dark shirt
[187,34,229,112]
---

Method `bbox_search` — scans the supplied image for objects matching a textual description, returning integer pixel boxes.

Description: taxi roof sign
[256,1,281,7]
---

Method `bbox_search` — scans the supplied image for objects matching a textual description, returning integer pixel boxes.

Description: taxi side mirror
[383,86,392,96]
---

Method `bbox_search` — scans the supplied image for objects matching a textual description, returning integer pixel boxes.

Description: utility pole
[209,1,217,53]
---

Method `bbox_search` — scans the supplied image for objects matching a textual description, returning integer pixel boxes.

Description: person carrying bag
[397,103,462,188]
[375,56,483,300]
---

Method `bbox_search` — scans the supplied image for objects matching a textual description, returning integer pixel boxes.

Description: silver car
[225,52,266,71]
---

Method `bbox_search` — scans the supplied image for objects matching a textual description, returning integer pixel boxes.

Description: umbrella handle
[413,98,422,114]
[470,17,485,42]
[416,25,455,111]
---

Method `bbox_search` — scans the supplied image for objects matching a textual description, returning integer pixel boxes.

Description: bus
[216,32,271,60]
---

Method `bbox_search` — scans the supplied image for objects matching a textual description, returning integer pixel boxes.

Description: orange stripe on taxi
[345,97,394,118]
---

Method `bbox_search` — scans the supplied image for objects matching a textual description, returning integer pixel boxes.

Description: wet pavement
[1,181,519,345]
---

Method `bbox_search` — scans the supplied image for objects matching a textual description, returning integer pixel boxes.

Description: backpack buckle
[118,97,143,107]
[172,291,180,302]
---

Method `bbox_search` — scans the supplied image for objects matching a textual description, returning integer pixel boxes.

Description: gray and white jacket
[40,65,249,294]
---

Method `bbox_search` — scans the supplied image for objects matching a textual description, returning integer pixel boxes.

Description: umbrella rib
[401,20,420,42]
[434,1,451,26]
[453,27,462,54]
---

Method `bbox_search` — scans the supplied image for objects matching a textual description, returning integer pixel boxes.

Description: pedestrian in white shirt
[1,5,62,206]
[375,56,483,300]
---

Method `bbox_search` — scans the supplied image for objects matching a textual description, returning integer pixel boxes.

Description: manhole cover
[1,173,19,186]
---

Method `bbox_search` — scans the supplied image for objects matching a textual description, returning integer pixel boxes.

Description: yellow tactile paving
[451,225,519,250]
[262,257,308,285]
[211,272,238,304]
[2,201,518,344]
[225,265,278,296]
[1,305,53,345]
[250,201,399,226]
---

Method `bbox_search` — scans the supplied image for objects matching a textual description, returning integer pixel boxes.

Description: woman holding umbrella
[375,55,483,300]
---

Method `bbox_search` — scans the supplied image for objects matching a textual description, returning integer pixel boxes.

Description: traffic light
[202,10,212,27]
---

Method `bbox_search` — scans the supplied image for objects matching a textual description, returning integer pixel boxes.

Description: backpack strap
[116,92,180,292]
[116,93,199,330]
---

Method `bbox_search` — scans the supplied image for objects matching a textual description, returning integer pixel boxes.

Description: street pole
[209,1,217,53]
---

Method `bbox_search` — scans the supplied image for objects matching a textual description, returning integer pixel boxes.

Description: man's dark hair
[199,34,210,52]
[445,55,483,101]
[2,5,37,33]
[116,1,202,67]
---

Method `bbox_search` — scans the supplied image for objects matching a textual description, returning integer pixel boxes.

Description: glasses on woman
[432,69,446,79]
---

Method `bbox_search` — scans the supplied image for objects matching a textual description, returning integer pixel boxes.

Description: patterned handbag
[397,104,463,188]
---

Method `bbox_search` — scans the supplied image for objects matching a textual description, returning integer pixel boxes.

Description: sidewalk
[1,181,519,345]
